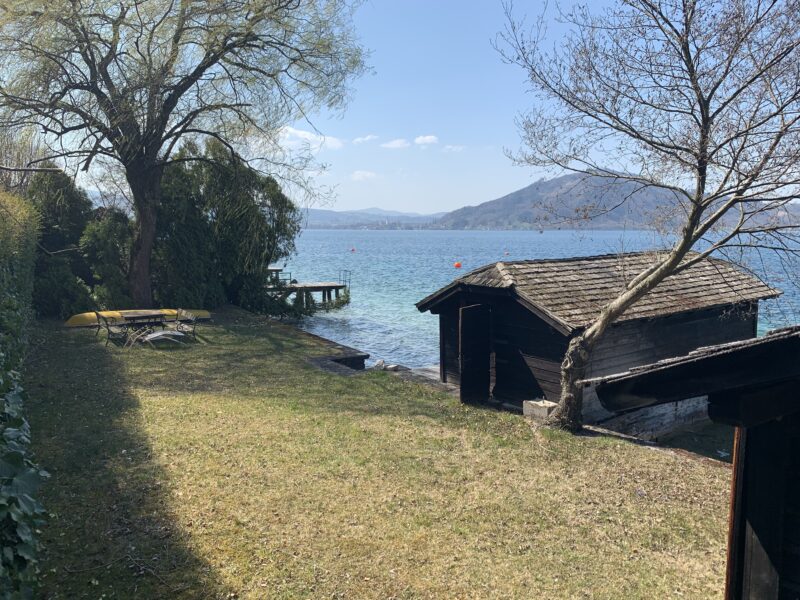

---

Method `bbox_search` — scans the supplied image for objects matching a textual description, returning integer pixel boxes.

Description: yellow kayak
[64,309,211,328]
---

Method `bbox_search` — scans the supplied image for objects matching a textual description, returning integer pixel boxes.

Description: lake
[285,229,798,368]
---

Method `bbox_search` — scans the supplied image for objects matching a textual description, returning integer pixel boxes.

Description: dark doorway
[459,304,491,403]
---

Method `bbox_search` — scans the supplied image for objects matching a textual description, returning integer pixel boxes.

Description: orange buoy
[454,261,462,269]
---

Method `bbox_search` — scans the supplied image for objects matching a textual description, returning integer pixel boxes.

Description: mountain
[302,207,445,229]
[301,173,799,231]
[434,173,681,230]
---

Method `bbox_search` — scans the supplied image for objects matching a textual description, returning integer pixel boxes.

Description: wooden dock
[264,267,351,309]
[289,282,346,306]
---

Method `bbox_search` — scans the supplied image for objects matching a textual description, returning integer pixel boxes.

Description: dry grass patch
[25,307,730,599]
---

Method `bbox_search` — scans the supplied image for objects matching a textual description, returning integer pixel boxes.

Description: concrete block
[523,400,558,421]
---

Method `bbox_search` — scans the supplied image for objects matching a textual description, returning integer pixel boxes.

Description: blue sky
[289,1,549,214]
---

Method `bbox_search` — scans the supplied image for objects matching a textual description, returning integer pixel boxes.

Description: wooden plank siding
[587,303,758,380]
[435,291,758,432]
[589,329,800,598]
[582,304,757,424]
[491,298,565,404]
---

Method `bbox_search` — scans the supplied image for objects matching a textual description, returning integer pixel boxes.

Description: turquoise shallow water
[285,229,797,368]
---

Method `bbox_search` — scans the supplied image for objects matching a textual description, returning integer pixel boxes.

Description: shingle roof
[416,252,780,332]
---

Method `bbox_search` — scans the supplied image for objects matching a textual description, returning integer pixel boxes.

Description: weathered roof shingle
[417,252,780,332]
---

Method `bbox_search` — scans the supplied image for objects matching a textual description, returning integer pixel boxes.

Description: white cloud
[380,138,410,149]
[353,134,378,144]
[443,144,466,153]
[414,135,439,146]
[279,126,344,152]
[351,170,377,181]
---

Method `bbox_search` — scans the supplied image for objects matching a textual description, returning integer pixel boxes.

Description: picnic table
[120,309,168,330]
[119,310,185,347]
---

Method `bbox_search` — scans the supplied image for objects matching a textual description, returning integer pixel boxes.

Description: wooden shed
[416,252,780,433]
[589,326,800,600]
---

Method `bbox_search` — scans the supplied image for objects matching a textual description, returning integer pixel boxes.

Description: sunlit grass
[25,306,730,598]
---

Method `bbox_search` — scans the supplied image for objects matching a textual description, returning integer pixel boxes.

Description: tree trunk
[127,166,161,308]
[548,334,594,432]
[547,244,698,431]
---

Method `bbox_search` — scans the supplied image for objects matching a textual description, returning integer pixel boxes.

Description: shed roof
[585,326,800,414]
[416,252,780,333]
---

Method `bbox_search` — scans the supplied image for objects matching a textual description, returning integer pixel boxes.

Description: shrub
[80,209,133,309]
[32,255,93,319]
[0,191,48,598]
[26,163,92,298]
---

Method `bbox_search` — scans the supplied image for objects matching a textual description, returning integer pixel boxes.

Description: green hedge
[0,192,48,598]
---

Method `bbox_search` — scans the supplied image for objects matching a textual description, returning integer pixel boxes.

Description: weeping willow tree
[0,0,365,306]
[155,140,300,308]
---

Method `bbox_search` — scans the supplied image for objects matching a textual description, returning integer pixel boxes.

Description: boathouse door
[459,304,491,403]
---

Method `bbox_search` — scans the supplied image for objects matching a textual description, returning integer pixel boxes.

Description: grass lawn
[24,307,731,599]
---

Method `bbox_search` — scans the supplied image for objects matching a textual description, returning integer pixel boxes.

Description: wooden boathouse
[416,252,779,434]
[589,326,800,599]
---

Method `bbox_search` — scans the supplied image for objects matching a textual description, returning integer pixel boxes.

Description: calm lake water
[285,229,798,368]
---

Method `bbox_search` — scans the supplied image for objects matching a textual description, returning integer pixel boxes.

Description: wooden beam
[593,336,800,412]
[726,427,747,600]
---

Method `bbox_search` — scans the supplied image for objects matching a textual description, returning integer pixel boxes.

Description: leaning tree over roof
[0,0,365,306]
[500,0,800,430]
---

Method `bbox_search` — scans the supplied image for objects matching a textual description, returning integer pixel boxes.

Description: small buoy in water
[454,261,462,269]
[350,247,356,252]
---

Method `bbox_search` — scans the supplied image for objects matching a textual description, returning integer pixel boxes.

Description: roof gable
[416,252,780,331]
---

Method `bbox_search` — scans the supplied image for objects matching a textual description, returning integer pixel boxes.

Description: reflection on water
[285,229,798,368]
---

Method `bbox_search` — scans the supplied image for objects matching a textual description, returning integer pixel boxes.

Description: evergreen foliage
[80,209,134,309]
[153,146,225,309]
[26,167,94,317]
[0,191,48,598]
[31,256,93,318]
[25,148,303,316]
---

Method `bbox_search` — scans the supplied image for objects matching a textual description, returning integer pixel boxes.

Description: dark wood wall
[436,294,758,410]
[440,310,460,384]
[728,411,800,599]
[435,292,567,405]
[587,303,758,380]
[782,419,800,598]
[493,299,566,402]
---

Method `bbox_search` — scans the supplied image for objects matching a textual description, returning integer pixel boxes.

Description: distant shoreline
[301,225,656,232]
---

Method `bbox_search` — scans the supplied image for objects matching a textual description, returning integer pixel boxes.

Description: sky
[287,1,549,214]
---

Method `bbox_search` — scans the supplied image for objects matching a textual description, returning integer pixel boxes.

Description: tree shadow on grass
[24,323,228,599]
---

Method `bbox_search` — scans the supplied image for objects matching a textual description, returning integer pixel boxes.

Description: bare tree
[499,0,800,430]
[0,0,365,306]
